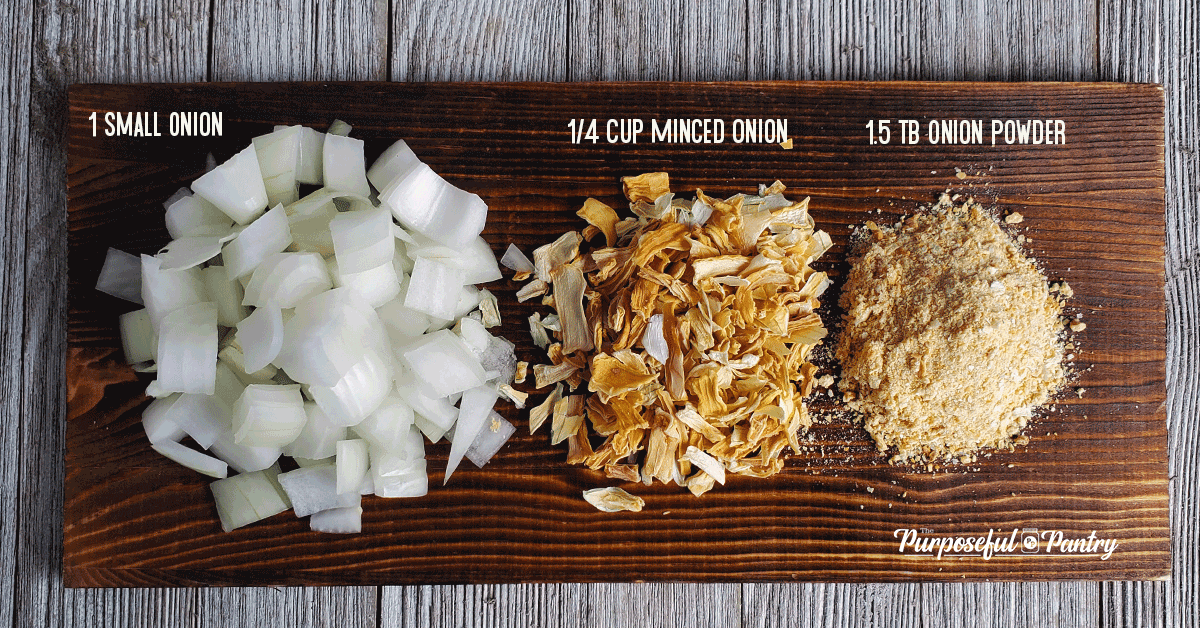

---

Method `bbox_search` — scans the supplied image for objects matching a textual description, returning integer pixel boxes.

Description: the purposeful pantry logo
[894,528,1119,560]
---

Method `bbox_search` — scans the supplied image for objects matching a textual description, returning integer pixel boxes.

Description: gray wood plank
[1100,1,1192,627]
[60,590,199,628]
[391,0,567,81]
[568,0,747,80]
[380,584,738,628]
[25,2,210,626]
[747,0,1098,81]
[194,588,378,628]
[0,0,33,626]
[212,0,388,81]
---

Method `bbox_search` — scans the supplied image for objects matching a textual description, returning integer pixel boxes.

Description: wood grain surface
[64,80,1167,587]
[3,0,1195,626]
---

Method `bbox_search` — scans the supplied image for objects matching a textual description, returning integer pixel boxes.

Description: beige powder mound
[836,195,1066,463]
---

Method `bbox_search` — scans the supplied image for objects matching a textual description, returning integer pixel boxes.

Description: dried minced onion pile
[508,173,832,498]
[95,122,521,533]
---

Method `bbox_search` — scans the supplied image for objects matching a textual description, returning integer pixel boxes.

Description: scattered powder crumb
[836,194,1069,464]
[866,486,874,493]
[1076,388,1086,398]
[817,374,836,388]
[1070,321,1087,332]
[956,171,967,180]
[1004,212,1024,224]
[779,138,794,149]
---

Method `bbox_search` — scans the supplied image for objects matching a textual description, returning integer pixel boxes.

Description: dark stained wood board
[64,82,1168,587]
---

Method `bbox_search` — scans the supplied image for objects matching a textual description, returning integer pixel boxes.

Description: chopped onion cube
[335,260,401,308]
[210,430,283,474]
[400,330,485,398]
[165,191,235,239]
[218,342,279,386]
[500,243,535,273]
[327,119,353,137]
[156,302,218,395]
[201,266,248,327]
[284,402,347,460]
[141,254,207,329]
[310,506,362,533]
[445,385,499,484]
[209,464,289,532]
[253,126,301,207]
[96,247,144,304]
[380,163,487,248]
[192,145,269,225]
[351,395,416,455]
[242,252,332,309]
[376,296,432,342]
[142,394,185,444]
[119,308,157,364]
[222,204,293,279]
[366,139,419,192]
[467,411,515,468]
[295,126,325,185]
[236,305,284,373]
[157,236,224,271]
[404,257,465,320]
[331,207,394,269]
[336,439,370,495]
[322,134,370,197]
[166,393,229,449]
[371,450,428,498]
[152,440,228,478]
[277,464,360,517]
[232,384,307,447]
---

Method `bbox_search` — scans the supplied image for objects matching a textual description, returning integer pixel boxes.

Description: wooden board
[64,82,1168,587]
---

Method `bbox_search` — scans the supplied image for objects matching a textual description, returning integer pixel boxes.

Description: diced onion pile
[97,123,520,533]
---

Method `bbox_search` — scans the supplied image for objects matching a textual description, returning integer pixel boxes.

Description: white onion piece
[218,343,279,386]
[152,440,228,478]
[643,314,669,364]
[499,243,535,273]
[253,126,301,207]
[322,134,370,197]
[400,330,485,398]
[404,257,465,320]
[236,305,284,373]
[336,260,401,308]
[366,139,419,192]
[336,439,369,494]
[164,393,229,449]
[351,394,416,454]
[201,266,248,327]
[165,191,233,238]
[376,296,432,342]
[331,207,394,267]
[293,456,332,468]
[119,308,157,364]
[209,430,282,474]
[141,255,207,329]
[277,465,360,517]
[288,204,337,255]
[213,360,247,409]
[372,455,428,498]
[310,506,363,533]
[243,252,332,309]
[453,284,483,321]
[284,402,347,460]
[192,145,269,225]
[399,385,457,442]
[96,247,144,304]
[327,119,353,136]
[276,288,382,387]
[467,411,515,468]
[444,385,498,483]
[232,384,307,447]
[408,236,501,285]
[309,348,392,426]
[157,302,217,395]
[142,394,185,444]
[295,126,325,185]
[157,236,224,271]
[222,204,293,279]
[209,464,289,532]
[380,163,487,248]
[455,317,492,356]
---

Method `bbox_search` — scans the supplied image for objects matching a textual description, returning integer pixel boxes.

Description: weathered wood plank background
[1,0,1193,625]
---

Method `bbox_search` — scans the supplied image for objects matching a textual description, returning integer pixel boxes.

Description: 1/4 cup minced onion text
[96,122,521,533]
